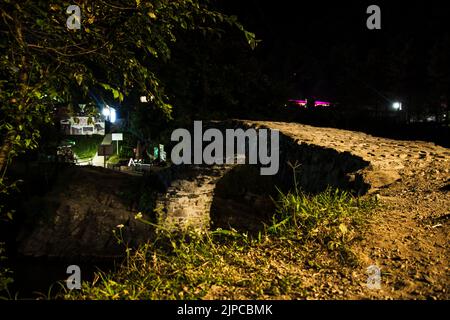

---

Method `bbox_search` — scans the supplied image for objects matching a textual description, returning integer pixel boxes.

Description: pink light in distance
[314,101,331,107]
[288,99,307,106]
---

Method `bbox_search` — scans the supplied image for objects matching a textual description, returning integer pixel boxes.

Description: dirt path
[244,121,449,299]
[352,158,449,299]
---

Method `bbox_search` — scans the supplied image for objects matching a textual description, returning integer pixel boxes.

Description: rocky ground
[350,157,449,299]
[243,121,449,299]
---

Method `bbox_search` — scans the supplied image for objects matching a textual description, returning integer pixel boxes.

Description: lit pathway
[90,134,112,167]
[90,152,105,167]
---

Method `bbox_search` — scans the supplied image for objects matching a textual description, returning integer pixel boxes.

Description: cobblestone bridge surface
[156,120,450,232]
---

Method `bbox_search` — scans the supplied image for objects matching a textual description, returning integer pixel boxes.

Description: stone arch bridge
[155,120,449,232]
[18,120,449,258]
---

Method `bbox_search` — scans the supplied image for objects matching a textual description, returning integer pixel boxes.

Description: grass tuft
[63,187,377,300]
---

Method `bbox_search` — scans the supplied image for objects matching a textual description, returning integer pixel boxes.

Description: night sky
[218,0,450,103]
[224,0,450,51]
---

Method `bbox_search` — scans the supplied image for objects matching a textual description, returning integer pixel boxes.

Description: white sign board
[112,133,123,141]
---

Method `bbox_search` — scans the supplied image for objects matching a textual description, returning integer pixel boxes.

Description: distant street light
[140,95,154,103]
[102,104,116,123]
[110,108,116,123]
[392,102,402,111]
[102,105,110,117]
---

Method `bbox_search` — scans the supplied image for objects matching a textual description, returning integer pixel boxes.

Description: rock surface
[17,166,154,258]
[243,120,449,192]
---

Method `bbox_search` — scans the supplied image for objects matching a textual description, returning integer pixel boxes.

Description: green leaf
[146,46,158,57]
[36,19,44,27]
[112,89,120,99]
[74,73,83,86]
[33,90,42,99]
[100,83,111,90]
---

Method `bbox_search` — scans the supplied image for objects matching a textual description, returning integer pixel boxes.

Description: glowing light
[392,102,402,111]
[289,99,332,107]
[314,101,331,107]
[288,99,307,107]
[102,105,116,122]
[140,95,155,103]
[110,108,116,123]
[102,106,110,116]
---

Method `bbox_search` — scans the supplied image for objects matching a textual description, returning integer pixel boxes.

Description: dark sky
[216,0,450,102]
[221,0,450,49]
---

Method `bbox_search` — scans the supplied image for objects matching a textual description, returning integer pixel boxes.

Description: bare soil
[243,121,450,299]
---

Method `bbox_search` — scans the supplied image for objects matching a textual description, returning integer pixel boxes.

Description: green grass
[270,187,374,255]
[106,154,127,165]
[69,135,104,160]
[62,187,377,300]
